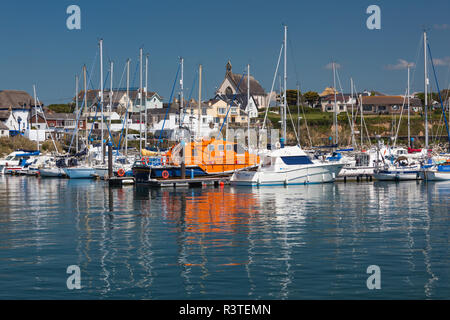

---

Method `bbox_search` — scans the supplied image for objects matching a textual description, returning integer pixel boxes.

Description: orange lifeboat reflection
[184,189,259,234]
[161,188,260,235]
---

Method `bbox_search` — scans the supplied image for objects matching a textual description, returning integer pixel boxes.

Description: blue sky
[1,0,450,105]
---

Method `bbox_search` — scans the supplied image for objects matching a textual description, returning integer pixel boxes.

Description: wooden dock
[146,176,230,188]
[108,176,135,187]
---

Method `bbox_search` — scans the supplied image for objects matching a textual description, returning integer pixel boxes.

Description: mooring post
[107,142,113,179]
[181,141,186,179]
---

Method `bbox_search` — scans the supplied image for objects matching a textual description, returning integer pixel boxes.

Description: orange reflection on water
[183,188,260,234]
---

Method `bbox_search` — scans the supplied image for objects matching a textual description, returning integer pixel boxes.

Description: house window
[202,108,207,115]
[226,144,233,151]
[208,144,215,152]
[363,105,373,111]
[225,86,233,96]
[218,145,224,151]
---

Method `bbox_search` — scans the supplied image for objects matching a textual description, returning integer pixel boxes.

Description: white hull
[421,170,450,181]
[339,166,374,177]
[374,170,421,181]
[231,162,344,186]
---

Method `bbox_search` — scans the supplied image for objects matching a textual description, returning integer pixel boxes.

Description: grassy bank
[262,108,449,147]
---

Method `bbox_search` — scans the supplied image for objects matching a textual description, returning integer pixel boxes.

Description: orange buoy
[117,168,125,177]
[162,170,169,179]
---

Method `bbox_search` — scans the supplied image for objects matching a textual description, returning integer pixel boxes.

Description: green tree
[47,103,75,113]
[303,91,320,106]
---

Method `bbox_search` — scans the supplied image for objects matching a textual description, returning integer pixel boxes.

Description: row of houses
[316,87,424,114]
[2,61,443,141]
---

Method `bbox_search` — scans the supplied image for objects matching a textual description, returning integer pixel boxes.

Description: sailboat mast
[297,83,300,145]
[198,64,202,139]
[360,93,363,148]
[33,84,38,151]
[75,75,79,153]
[247,64,250,148]
[283,25,287,146]
[125,59,130,156]
[333,62,338,146]
[83,65,87,147]
[139,47,143,155]
[180,57,184,128]
[99,39,104,163]
[145,53,149,147]
[424,31,429,150]
[350,78,355,148]
[407,65,411,148]
[110,61,113,136]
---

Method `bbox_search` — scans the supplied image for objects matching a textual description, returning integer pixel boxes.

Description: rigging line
[35,94,60,153]
[219,74,246,134]
[286,102,299,144]
[67,56,98,153]
[157,63,181,149]
[287,37,300,85]
[116,61,133,152]
[353,82,372,147]
[427,42,450,147]
[263,43,284,130]
[181,70,198,125]
[393,88,408,147]
[408,33,423,94]
[296,82,313,147]
[299,102,313,147]
[335,69,357,146]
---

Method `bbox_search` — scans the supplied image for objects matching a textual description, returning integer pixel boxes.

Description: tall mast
[198,64,202,139]
[350,77,355,148]
[283,25,287,146]
[297,83,300,145]
[333,61,338,146]
[99,39,104,163]
[139,47,143,155]
[424,31,429,149]
[33,84,38,151]
[360,94,363,148]
[145,53,149,147]
[180,57,184,127]
[75,75,79,153]
[247,64,251,148]
[83,65,87,147]
[110,61,113,136]
[407,64,411,148]
[125,59,130,156]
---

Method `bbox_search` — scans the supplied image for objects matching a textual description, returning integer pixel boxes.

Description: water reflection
[0,176,449,299]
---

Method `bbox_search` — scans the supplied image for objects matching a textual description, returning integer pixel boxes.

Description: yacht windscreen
[280,156,313,165]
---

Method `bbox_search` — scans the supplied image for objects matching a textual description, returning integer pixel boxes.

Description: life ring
[117,168,125,177]
[141,157,146,164]
[161,170,169,179]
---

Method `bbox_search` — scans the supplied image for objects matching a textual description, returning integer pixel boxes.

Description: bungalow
[319,94,358,113]
[361,96,422,114]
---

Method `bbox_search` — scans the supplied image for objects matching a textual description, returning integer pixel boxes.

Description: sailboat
[231,26,344,186]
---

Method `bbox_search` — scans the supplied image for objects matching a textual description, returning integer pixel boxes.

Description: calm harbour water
[0,175,448,299]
